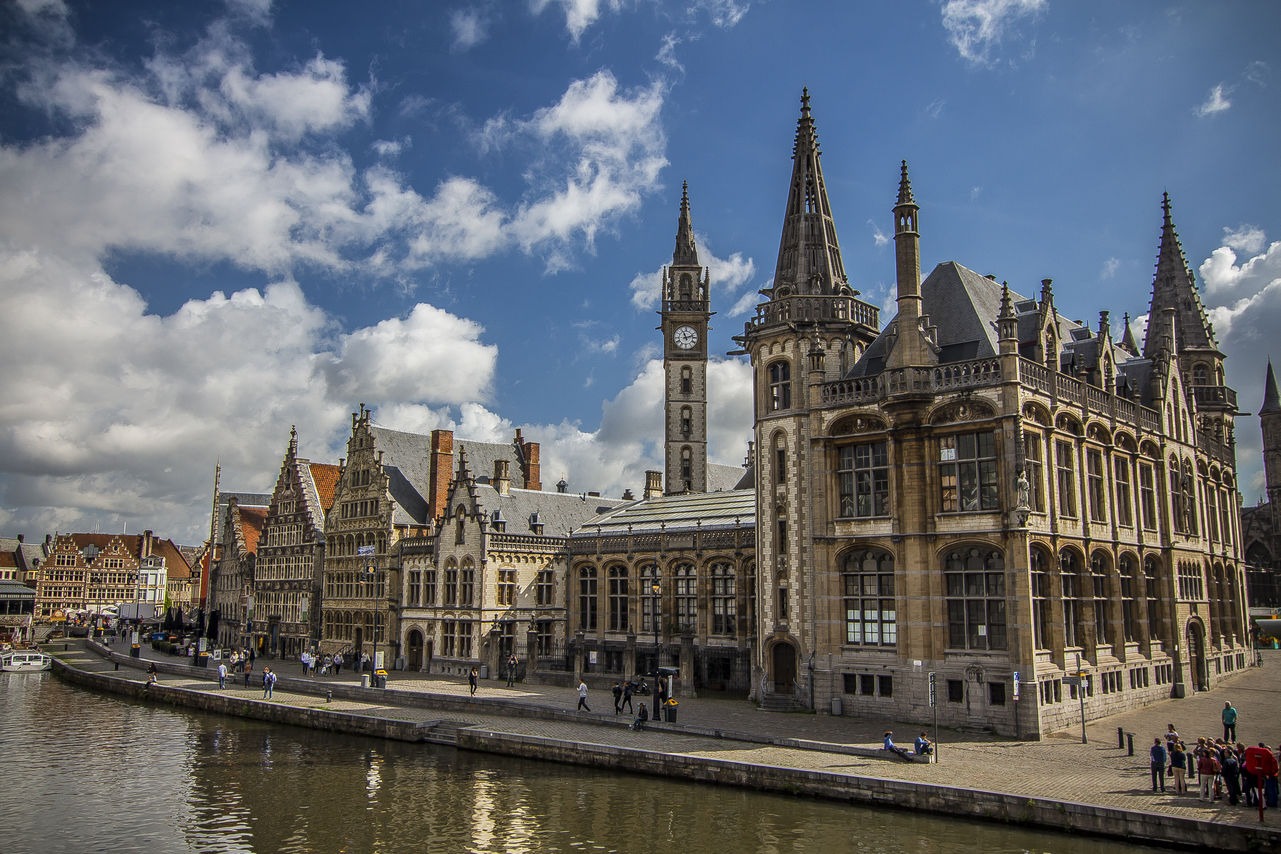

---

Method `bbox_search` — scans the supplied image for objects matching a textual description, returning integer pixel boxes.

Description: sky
[1,0,1279,545]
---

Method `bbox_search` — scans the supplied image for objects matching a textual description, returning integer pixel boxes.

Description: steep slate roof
[1143,193,1218,359]
[580,488,756,535]
[708,463,751,492]
[1262,362,1281,415]
[368,425,434,525]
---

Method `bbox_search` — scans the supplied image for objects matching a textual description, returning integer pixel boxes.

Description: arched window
[673,563,697,632]
[639,563,660,633]
[455,506,466,544]
[839,440,889,517]
[1119,554,1139,643]
[459,559,475,606]
[1192,363,1209,385]
[943,546,1006,650]
[1144,555,1162,640]
[768,361,791,411]
[679,272,692,302]
[1060,550,1082,648]
[842,549,896,647]
[680,406,692,437]
[710,561,736,636]
[680,447,693,490]
[1090,551,1113,647]
[607,565,629,631]
[443,560,458,605]
[578,565,598,631]
[680,366,692,395]
[773,433,787,487]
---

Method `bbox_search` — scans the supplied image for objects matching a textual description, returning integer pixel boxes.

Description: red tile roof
[236,506,268,555]
[308,462,342,512]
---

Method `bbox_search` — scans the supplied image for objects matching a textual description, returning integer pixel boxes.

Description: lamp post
[651,574,661,720]
[363,558,378,683]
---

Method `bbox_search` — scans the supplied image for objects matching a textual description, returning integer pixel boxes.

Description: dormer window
[491,509,506,533]
[529,512,544,535]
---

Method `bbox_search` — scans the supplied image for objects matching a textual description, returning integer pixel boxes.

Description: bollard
[1118,726,1125,749]
[326,690,332,703]
[114,663,119,671]
[1126,732,1135,756]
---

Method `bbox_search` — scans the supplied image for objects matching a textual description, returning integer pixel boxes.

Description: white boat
[0,651,52,672]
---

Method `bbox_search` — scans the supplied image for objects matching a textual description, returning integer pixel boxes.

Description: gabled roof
[307,462,341,512]
[708,463,751,492]
[368,425,434,525]
[233,506,268,556]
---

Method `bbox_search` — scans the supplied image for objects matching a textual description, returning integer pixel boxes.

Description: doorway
[771,641,797,693]
[407,629,424,671]
[1186,621,1208,691]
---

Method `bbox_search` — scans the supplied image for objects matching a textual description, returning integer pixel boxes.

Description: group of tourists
[1148,702,1281,807]
[298,650,344,676]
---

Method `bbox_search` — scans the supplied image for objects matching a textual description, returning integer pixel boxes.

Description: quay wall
[59,646,1281,853]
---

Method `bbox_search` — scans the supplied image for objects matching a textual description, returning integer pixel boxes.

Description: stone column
[487,625,501,680]
[625,632,637,678]
[526,626,539,680]
[679,631,696,698]
[574,629,586,681]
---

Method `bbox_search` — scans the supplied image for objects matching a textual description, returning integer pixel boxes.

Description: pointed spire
[673,180,699,267]
[772,88,847,296]
[1263,361,1281,414]
[896,159,915,206]
[1119,312,1139,355]
[289,424,298,454]
[997,282,1018,350]
[1143,192,1217,359]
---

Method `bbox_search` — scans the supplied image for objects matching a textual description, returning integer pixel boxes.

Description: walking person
[612,681,623,714]
[1149,738,1168,793]
[333,652,343,675]
[506,653,518,687]
[1222,701,1238,743]
[217,661,227,689]
[576,679,590,711]
[243,660,253,688]
[468,667,478,696]
[262,667,275,699]
[621,680,634,714]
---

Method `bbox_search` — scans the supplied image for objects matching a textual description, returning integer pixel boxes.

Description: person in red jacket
[1244,744,1280,808]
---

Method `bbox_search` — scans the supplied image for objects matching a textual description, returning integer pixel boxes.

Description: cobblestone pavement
[64,639,1281,830]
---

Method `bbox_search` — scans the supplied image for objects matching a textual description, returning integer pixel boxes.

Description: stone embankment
[48,640,1281,853]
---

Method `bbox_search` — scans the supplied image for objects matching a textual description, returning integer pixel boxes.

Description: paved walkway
[64,639,1281,831]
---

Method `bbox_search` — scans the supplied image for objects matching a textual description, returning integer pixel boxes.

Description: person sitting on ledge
[883,731,913,762]
[914,731,934,756]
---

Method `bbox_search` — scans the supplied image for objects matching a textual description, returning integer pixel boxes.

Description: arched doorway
[1186,620,1208,692]
[407,629,424,672]
[771,641,797,693]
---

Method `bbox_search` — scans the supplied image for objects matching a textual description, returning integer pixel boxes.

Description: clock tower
[661,182,712,494]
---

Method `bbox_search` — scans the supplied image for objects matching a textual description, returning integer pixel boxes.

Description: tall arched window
[680,447,693,490]
[639,563,660,633]
[607,565,629,631]
[455,506,466,544]
[943,546,1006,650]
[443,560,458,605]
[680,406,692,437]
[1144,555,1162,640]
[673,563,697,632]
[1119,554,1138,643]
[710,561,736,636]
[1090,550,1112,647]
[578,565,598,631]
[459,559,475,606]
[1060,550,1082,648]
[768,361,791,410]
[680,366,692,395]
[842,549,896,647]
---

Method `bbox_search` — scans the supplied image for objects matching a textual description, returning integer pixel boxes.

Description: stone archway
[771,641,797,694]
[406,629,424,671]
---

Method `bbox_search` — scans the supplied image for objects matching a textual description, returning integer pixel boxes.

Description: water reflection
[1,673,1166,853]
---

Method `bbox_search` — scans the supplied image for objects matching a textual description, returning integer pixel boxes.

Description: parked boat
[0,650,52,672]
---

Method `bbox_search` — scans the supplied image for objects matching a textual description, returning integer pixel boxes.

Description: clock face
[674,325,698,350]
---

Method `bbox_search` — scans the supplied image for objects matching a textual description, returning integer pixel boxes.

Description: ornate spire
[771,88,848,296]
[997,281,1018,347]
[673,180,699,267]
[1142,192,1218,359]
[896,159,915,206]
[1263,361,1281,414]
[1119,312,1139,355]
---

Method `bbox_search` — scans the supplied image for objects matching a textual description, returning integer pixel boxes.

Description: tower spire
[771,88,848,297]
[673,180,699,266]
[1263,361,1281,414]
[1142,192,1218,360]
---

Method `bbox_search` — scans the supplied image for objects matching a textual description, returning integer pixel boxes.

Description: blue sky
[2,0,1279,543]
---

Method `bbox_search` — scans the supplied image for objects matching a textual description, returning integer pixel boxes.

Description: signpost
[1076,652,1087,744]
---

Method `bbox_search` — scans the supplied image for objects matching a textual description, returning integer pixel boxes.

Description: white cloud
[727,289,760,318]
[924,98,946,119]
[628,232,756,310]
[868,219,890,248]
[657,32,684,72]
[940,0,1045,66]
[224,0,273,27]
[1101,257,1121,280]
[1197,238,1281,500]
[691,0,752,29]
[1222,224,1265,255]
[531,0,622,43]
[451,8,489,51]
[1195,83,1231,117]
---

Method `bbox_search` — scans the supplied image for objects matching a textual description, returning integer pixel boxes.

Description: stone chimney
[493,459,511,496]
[515,429,542,491]
[141,529,153,559]
[644,470,662,500]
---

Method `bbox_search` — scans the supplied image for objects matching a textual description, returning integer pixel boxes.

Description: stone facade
[733,92,1250,738]
[1242,363,1281,612]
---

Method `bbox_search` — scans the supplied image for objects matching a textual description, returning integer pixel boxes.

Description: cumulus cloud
[868,219,890,248]
[1197,235,1281,499]
[940,0,1045,66]
[531,0,622,43]
[1195,83,1232,117]
[628,229,755,311]
[1222,224,1265,255]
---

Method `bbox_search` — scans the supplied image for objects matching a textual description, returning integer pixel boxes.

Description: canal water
[2,672,1170,853]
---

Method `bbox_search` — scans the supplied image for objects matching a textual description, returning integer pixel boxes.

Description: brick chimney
[429,429,454,520]
[493,459,511,495]
[515,429,541,491]
[644,470,662,500]
[141,529,153,559]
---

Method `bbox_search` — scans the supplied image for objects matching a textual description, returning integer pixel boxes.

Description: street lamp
[362,558,378,683]
[651,573,661,719]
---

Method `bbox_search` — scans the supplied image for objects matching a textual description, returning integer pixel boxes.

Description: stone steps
[759,694,803,713]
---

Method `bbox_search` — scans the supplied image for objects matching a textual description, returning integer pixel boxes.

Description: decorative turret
[1119,312,1139,356]
[885,161,937,370]
[770,88,849,297]
[1262,362,1281,504]
[997,281,1018,354]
